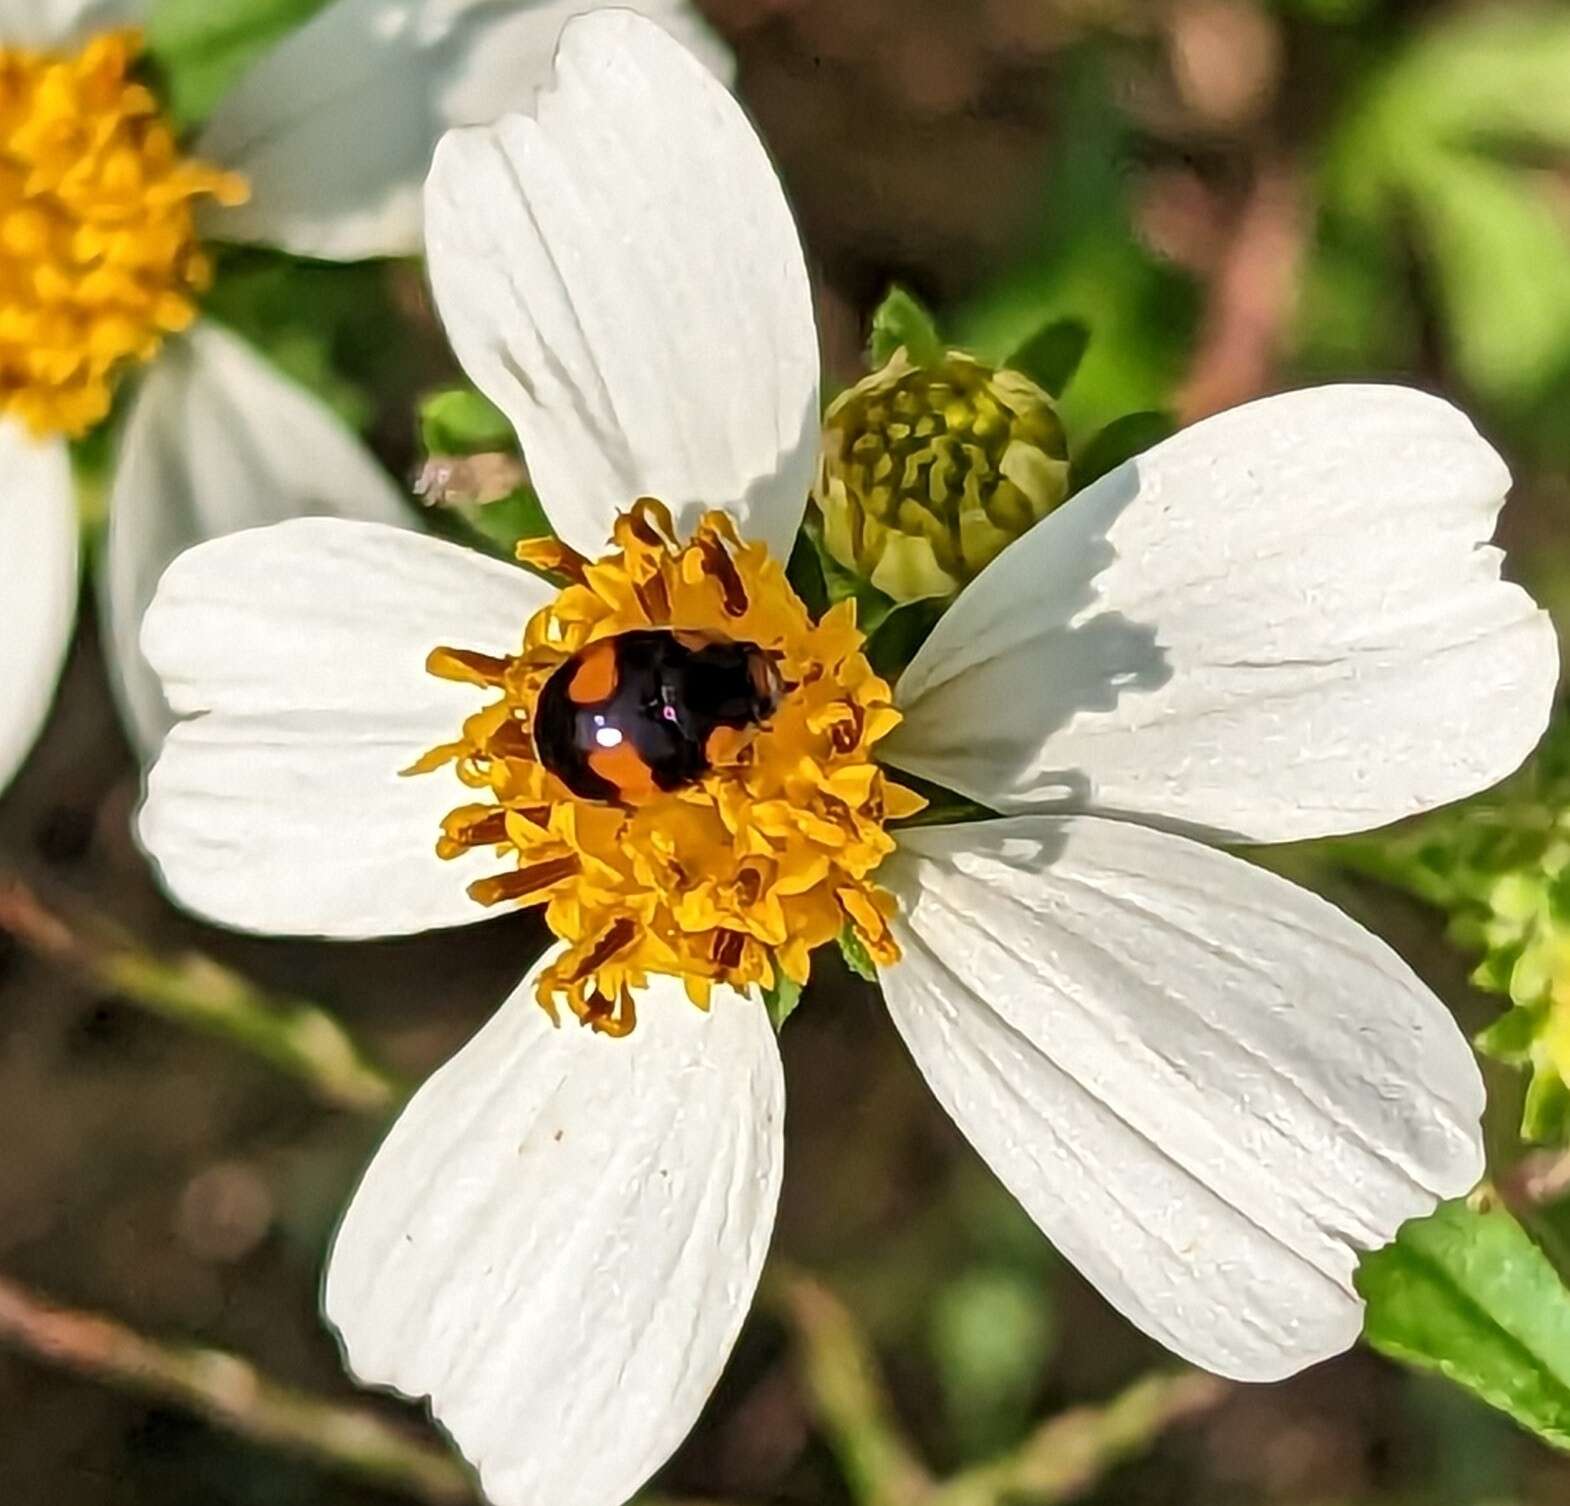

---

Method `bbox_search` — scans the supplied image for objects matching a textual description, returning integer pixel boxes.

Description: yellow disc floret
[0,30,247,437]
[417,500,926,1035]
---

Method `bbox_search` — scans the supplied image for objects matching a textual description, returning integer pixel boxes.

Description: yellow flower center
[0,30,247,437]
[417,501,926,1035]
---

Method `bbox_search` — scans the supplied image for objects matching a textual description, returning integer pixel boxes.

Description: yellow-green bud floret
[814,349,1070,602]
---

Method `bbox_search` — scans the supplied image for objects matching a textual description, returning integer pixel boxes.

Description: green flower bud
[814,349,1070,602]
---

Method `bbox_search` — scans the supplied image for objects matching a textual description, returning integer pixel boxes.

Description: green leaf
[785,526,832,619]
[1005,318,1090,399]
[869,285,943,369]
[838,928,878,982]
[762,974,803,1034]
[1070,411,1174,492]
[420,387,518,458]
[1357,1200,1570,1450]
[147,0,333,126]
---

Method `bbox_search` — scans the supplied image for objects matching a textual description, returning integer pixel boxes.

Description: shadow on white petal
[103,322,412,759]
[887,384,1557,844]
[0,0,146,49]
[883,814,1485,1381]
[891,456,1171,815]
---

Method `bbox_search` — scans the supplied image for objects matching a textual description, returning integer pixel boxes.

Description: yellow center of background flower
[0,30,247,438]
[418,501,926,1035]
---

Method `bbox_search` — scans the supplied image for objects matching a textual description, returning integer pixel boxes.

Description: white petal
[425,8,818,561]
[882,814,1485,1382]
[0,0,147,47]
[325,961,784,1506]
[0,426,77,793]
[104,322,412,759]
[138,518,550,937]
[887,385,1557,842]
[199,0,733,263]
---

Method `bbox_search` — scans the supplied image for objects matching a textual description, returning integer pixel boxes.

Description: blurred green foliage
[1339,717,1570,1144]
[1301,7,1570,453]
[146,0,334,125]
[419,387,516,458]
[952,56,1196,441]
[928,1267,1056,1459]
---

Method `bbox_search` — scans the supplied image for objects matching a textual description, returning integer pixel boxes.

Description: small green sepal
[838,927,878,982]
[800,509,898,632]
[869,284,944,369]
[1070,410,1174,492]
[763,973,803,1033]
[461,487,555,556]
[1005,317,1090,399]
[864,598,945,679]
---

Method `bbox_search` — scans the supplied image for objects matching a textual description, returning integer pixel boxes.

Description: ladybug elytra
[533,629,783,803]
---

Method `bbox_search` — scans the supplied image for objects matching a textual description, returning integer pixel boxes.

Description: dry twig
[0,873,404,1115]
[0,1273,473,1503]
[931,1369,1230,1506]
[772,1269,935,1506]
[772,1266,1229,1506]
[1175,156,1306,424]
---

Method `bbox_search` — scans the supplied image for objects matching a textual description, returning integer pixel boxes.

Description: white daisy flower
[135,12,1558,1506]
[0,0,729,790]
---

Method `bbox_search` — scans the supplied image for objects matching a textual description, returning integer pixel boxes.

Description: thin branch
[0,1273,473,1503]
[771,1269,934,1506]
[931,1369,1230,1506]
[1175,156,1305,424]
[0,874,404,1115]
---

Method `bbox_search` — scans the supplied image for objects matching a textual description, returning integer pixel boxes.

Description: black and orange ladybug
[533,629,783,803]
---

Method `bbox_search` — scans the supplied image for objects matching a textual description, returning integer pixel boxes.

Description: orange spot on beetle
[568,641,619,704]
[587,741,657,800]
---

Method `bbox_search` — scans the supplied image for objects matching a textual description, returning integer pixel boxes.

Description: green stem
[0,873,404,1115]
[770,1268,934,1506]
[0,1272,472,1503]
[931,1370,1230,1506]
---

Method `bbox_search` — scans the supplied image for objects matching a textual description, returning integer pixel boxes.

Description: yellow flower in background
[0,30,245,437]
[0,0,731,793]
